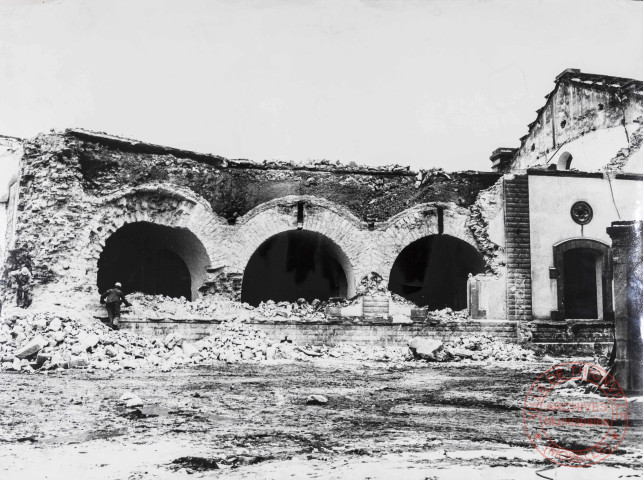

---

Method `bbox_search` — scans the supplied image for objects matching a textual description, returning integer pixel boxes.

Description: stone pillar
[606,220,643,391]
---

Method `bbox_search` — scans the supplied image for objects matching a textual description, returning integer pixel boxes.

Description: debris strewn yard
[1,360,641,479]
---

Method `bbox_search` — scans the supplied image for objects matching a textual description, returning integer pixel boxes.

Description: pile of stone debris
[0,309,538,373]
[126,293,249,320]
[251,298,348,320]
[0,311,305,372]
[409,334,538,363]
[124,294,354,322]
[424,307,469,321]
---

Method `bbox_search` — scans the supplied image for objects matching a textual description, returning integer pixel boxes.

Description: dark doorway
[97,222,209,301]
[388,234,485,309]
[563,248,600,319]
[241,230,351,306]
[552,238,612,321]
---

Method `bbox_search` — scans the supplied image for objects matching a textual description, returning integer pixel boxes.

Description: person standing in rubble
[100,282,131,329]
[9,266,32,308]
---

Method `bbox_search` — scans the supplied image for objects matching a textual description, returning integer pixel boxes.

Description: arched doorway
[241,230,354,306]
[388,234,486,309]
[97,222,210,301]
[553,238,612,320]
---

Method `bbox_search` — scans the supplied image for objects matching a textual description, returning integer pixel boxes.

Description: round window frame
[570,201,593,225]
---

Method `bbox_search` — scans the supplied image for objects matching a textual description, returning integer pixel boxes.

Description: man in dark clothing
[100,282,131,329]
[9,266,32,308]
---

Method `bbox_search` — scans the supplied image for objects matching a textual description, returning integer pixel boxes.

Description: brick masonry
[503,175,533,322]
[120,318,519,345]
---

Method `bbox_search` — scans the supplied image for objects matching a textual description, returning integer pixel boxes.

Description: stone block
[408,337,444,361]
[14,335,49,359]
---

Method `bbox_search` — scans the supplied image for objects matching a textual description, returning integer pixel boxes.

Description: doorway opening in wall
[241,230,353,306]
[563,248,601,318]
[388,234,485,310]
[553,238,612,320]
[97,221,210,301]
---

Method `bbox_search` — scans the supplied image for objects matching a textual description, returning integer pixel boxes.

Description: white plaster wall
[528,126,630,172]
[624,147,643,173]
[529,174,643,319]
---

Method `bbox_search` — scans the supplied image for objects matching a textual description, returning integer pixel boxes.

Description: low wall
[119,317,519,345]
[530,320,614,356]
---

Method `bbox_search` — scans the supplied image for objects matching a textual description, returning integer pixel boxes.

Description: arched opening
[388,234,485,309]
[557,152,573,170]
[97,222,210,301]
[553,239,612,320]
[241,230,354,306]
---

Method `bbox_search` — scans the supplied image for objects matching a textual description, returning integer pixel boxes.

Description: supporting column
[606,220,643,391]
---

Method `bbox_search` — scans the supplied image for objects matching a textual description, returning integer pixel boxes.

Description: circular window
[570,201,593,225]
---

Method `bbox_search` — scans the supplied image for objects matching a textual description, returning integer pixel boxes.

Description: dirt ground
[0,359,641,480]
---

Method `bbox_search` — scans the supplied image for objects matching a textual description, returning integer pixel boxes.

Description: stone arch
[377,202,481,282]
[240,229,356,305]
[552,237,612,320]
[81,184,227,298]
[388,234,486,309]
[97,221,209,301]
[233,196,365,290]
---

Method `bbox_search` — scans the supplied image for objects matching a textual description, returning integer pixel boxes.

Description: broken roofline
[62,128,497,178]
[518,68,643,150]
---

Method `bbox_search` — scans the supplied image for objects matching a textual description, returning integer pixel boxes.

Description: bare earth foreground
[0,360,641,479]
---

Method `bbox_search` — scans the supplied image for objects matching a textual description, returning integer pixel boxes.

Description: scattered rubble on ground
[306,394,329,405]
[408,334,539,363]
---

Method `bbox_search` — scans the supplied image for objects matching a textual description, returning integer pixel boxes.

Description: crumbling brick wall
[5,130,502,310]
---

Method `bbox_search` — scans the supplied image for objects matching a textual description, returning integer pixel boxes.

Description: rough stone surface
[14,335,48,359]
[408,338,444,361]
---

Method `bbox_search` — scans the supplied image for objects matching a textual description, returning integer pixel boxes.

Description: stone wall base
[118,318,518,345]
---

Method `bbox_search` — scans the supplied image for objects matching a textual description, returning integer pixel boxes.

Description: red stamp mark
[523,362,629,467]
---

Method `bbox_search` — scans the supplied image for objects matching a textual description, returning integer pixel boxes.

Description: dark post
[606,220,643,391]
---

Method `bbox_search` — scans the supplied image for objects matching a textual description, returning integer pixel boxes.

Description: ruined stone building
[1,69,642,360]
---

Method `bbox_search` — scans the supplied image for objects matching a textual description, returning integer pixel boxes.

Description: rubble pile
[0,312,292,372]
[0,307,537,374]
[414,168,452,188]
[126,293,250,320]
[409,334,538,363]
[425,307,469,321]
[251,298,348,320]
[446,334,537,362]
[0,309,410,372]
[122,293,357,322]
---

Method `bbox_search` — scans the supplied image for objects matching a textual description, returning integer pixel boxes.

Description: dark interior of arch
[388,234,486,310]
[97,222,205,301]
[241,230,348,306]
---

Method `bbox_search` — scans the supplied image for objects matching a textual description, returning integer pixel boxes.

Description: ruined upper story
[492,69,643,173]
[24,129,499,224]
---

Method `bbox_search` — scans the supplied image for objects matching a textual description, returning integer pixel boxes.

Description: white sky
[1,0,643,171]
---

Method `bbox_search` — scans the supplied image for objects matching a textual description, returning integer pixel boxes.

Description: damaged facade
[1,69,642,359]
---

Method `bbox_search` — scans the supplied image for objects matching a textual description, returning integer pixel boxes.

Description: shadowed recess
[97,221,210,301]
[388,234,485,310]
[563,248,601,319]
[241,230,353,306]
